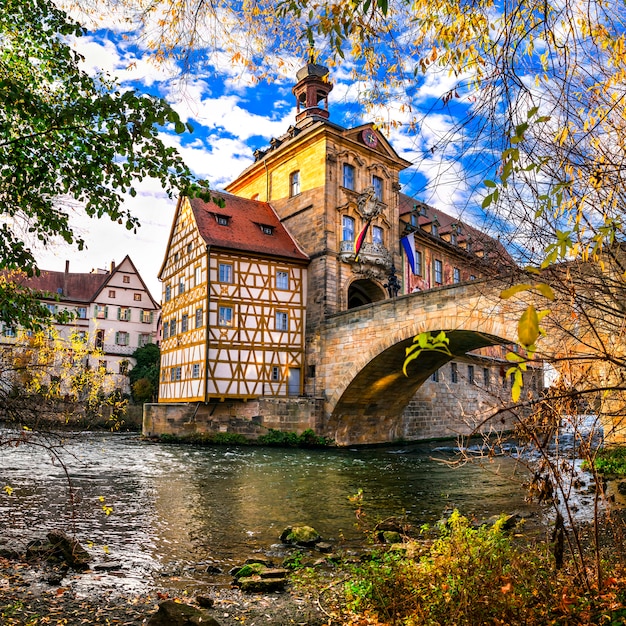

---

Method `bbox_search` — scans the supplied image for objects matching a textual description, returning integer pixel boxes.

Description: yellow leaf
[534,283,555,300]
[500,284,532,299]
[518,305,539,347]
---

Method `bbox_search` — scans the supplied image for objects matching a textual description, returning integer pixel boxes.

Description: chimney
[110,260,116,272]
[63,260,69,296]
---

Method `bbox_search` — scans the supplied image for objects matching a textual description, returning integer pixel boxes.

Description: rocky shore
[0,526,348,625]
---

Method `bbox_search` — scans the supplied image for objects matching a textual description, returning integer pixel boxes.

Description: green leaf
[403,331,452,376]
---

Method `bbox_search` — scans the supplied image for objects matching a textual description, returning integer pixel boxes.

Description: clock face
[362,129,378,148]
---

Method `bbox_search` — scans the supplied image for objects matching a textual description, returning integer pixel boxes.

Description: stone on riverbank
[280,525,321,546]
[146,599,221,625]
[46,530,91,570]
[232,559,289,593]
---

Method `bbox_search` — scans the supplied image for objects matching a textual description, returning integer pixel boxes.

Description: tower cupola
[292,62,333,123]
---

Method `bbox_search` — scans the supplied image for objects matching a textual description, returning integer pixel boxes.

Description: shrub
[343,510,557,625]
[257,428,333,447]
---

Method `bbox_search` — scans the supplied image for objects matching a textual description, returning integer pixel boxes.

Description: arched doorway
[347,279,386,309]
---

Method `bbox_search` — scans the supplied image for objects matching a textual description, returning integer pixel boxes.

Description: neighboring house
[1,256,160,394]
[158,192,308,403]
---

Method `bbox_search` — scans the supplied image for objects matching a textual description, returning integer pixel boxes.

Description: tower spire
[292,60,333,123]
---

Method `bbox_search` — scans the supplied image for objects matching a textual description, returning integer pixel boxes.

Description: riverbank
[2,510,626,626]
[0,555,333,625]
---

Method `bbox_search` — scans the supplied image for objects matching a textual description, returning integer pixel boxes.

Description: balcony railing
[339,240,392,266]
[100,343,135,356]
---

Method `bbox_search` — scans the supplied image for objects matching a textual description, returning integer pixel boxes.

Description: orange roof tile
[190,191,309,262]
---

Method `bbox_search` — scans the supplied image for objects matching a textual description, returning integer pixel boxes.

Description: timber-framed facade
[158,194,308,403]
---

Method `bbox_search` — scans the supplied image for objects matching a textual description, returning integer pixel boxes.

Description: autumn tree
[0,328,125,430]
[0,0,214,330]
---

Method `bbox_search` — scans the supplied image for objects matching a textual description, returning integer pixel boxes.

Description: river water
[0,432,547,596]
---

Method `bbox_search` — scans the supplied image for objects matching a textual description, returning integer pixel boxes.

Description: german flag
[354,220,371,262]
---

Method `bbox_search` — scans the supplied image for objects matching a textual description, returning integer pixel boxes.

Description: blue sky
[34,6,499,298]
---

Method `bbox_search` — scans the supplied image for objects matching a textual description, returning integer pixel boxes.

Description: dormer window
[410,213,418,227]
[216,215,229,226]
[431,222,439,237]
[261,224,274,235]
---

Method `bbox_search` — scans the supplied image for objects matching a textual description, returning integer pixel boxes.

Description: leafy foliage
[588,446,626,477]
[330,510,626,625]
[129,343,160,402]
[257,428,333,447]
[0,0,204,329]
[402,331,452,376]
[0,328,126,429]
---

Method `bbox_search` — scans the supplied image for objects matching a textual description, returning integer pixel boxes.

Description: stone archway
[347,279,386,309]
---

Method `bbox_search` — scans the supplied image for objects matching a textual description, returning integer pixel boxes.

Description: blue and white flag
[401,233,418,274]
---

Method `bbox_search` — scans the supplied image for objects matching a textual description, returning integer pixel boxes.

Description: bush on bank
[292,510,626,625]
[590,446,626,477]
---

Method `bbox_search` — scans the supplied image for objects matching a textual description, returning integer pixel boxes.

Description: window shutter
[117,307,121,320]
[104,306,108,319]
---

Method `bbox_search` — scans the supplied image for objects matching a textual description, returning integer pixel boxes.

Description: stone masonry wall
[143,398,324,440]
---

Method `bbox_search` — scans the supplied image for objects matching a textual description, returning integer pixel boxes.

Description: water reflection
[0,432,539,594]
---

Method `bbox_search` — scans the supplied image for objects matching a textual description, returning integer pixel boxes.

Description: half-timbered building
[148,62,539,444]
[158,192,308,403]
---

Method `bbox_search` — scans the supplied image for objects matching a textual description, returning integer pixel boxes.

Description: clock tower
[225,63,411,392]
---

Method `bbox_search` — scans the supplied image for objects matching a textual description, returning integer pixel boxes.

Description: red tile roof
[11,269,109,302]
[399,193,512,262]
[190,191,309,262]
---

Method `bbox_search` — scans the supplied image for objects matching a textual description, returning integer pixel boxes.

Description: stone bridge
[313,279,526,445]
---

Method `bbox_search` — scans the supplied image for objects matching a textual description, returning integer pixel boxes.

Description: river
[0,432,548,596]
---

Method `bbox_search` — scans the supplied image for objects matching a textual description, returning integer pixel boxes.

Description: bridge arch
[316,281,523,445]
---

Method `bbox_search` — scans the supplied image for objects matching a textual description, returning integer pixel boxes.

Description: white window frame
[342,163,355,190]
[275,311,289,331]
[276,271,289,290]
[372,175,383,201]
[342,215,355,242]
[290,170,300,197]
[372,225,383,245]
[434,259,443,284]
[219,263,233,283]
[115,331,129,346]
[218,306,233,327]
